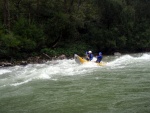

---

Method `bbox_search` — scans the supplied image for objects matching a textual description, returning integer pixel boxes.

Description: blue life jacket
[87,53,93,61]
[96,55,102,63]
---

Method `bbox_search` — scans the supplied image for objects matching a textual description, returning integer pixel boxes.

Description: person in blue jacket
[96,52,103,63]
[86,51,93,61]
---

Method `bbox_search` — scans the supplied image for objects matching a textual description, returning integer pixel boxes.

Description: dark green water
[0,53,150,113]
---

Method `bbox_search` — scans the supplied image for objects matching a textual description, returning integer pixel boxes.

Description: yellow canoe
[74,54,106,66]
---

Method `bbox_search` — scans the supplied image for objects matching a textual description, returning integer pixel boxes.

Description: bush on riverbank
[0,0,150,61]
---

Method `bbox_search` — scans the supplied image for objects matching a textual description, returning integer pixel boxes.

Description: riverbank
[0,53,67,67]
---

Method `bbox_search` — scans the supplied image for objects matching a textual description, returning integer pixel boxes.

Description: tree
[3,0,10,31]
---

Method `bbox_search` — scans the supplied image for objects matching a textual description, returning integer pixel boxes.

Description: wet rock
[114,52,121,56]
[42,53,52,60]
[20,61,28,66]
[52,56,57,60]
[27,56,41,63]
[57,54,66,60]
[0,62,13,67]
[0,54,67,67]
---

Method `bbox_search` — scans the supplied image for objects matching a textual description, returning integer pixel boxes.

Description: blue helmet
[99,52,102,55]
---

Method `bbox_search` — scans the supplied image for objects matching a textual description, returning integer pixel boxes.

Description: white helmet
[88,51,92,53]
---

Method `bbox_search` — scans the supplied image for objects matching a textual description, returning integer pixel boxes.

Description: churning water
[0,53,150,113]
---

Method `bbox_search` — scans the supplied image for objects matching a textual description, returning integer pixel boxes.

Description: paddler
[96,52,103,63]
[86,51,93,61]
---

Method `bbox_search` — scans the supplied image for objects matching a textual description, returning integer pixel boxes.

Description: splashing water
[0,53,150,113]
[0,53,150,87]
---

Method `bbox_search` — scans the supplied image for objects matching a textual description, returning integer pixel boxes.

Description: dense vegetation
[0,0,150,60]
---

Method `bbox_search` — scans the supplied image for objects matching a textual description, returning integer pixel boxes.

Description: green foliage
[0,32,20,58]
[44,12,70,44]
[0,0,150,60]
[66,42,89,56]
[1,33,20,48]
[41,48,57,57]
[13,17,45,49]
[41,42,88,57]
[18,37,36,51]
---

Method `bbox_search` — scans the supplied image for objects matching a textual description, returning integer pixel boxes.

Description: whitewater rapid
[0,53,150,87]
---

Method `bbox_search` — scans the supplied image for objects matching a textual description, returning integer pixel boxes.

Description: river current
[0,53,150,113]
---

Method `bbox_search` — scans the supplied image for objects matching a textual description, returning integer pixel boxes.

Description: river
[0,53,150,113]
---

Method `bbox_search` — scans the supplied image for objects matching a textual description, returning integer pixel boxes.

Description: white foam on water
[107,53,150,69]
[0,53,149,87]
[107,55,133,66]
[10,79,32,86]
[135,53,150,60]
[0,69,11,75]
[0,59,92,86]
